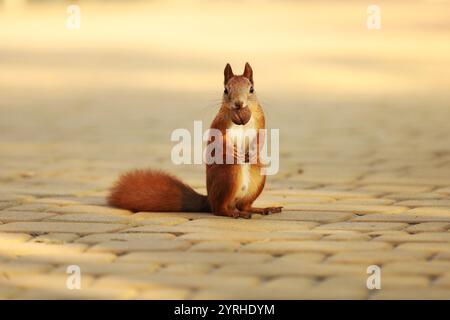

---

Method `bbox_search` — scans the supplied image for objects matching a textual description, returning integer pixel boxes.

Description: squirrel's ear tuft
[224,63,234,84]
[243,62,253,84]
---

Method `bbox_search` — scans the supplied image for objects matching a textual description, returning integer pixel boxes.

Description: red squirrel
[108,63,282,218]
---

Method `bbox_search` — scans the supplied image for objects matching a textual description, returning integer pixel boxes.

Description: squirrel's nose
[234,101,243,109]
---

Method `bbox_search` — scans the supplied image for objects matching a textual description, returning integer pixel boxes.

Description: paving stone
[189,241,241,252]
[263,277,316,290]
[192,286,368,299]
[89,239,191,254]
[181,218,317,232]
[6,204,59,212]
[0,285,20,299]
[315,222,407,232]
[357,184,432,193]
[353,213,450,223]
[31,233,79,244]
[327,250,429,264]
[396,242,450,254]
[118,251,273,265]
[0,273,95,290]
[0,194,33,203]
[374,232,450,243]
[76,232,175,244]
[51,205,131,216]
[276,203,408,214]
[435,252,450,260]
[0,211,57,222]
[215,262,368,278]
[254,195,336,206]
[130,214,189,226]
[318,275,429,290]
[396,200,450,207]
[93,273,260,290]
[159,263,213,275]
[322,233,371,241]
[436,187,450,195]
[47,213,131,224]
[336,198,396,205]
[0,232,31,244]
[14,288,137,300]
[274,252,325,264]
[406,207,450,216]
[179,231,321,243]
[405,222,450,233]
[52,262,159,276]
[0,261,53,275]
[382,261,450,276]
[434,274,450,288]
[387,192,447,201]
[0,241,87,259]
[265,189,382,199]
[240,241,392,254]
[0,222,127,234]
[15,252,116,265]
[262,211,354,223]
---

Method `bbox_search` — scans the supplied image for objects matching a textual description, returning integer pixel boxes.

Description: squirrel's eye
[249,86,254,94]
[224,88,228,94]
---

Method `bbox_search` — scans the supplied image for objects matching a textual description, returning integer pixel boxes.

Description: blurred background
[0,0,449,185]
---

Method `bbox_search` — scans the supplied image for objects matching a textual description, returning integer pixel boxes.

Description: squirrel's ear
[224,63,234,84]
[243,62,253,84]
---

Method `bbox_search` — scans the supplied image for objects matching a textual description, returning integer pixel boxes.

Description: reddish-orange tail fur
[108,169,210,212]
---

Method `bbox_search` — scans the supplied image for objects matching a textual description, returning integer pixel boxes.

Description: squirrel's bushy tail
[108,169,210,212]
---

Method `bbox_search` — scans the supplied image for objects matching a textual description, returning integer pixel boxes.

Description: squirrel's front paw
[263,206,283,214]
[213,210,252,219]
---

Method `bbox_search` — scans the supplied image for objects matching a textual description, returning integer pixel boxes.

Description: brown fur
[108,169,208,212]
[108,63,282,218]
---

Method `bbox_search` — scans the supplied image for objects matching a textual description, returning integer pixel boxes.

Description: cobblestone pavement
[1,94,449,299]
[1,0,450,300]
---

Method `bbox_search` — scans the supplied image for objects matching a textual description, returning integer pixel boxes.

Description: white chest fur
[227,116,256,206]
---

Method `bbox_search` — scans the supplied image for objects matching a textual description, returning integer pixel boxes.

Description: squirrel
[108,63,282,218]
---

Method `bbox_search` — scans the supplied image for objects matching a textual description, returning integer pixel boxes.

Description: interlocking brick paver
[327,250,429,264]
[159,263,213,275]
[181,218,317,232]
[0,232,31,244]
[240,240,392,254]
[189,241,241,252]
[89,239,191,254]
[395,242,450,254]
[14,288,137,300]
[31,233,79,244]
[353,213,450,223]
[52,262,159,276]
[374,232,450,243]
[262,211,354,222]
[93,273,260,290]
[405,222,450,233]
[315,222,408,232]
[0,211,57,222]
[75,232,175,244]
[118,251,272,265]
[382,261,450,276]
[407,207,450,216]
[48,213,131,224]
[179,231,321,243]
[0,221,126,234]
